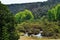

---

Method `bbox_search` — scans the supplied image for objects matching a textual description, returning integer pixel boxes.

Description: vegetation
[16,19,60,38]
[7,0,60,19]
[15,9,34,23]
[47,4,60,21]
[1,0,60,40]
[0,3,19,40]
[16,4,60,39]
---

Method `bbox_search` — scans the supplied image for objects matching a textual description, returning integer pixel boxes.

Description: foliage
[16,18,60,38]
[7,0,60,19]
[15,4,60,39]
[16,21,42,34]
[15,9,34,23]
[47,4,60,21]
[41,21,60,38]
[0,3,19,40]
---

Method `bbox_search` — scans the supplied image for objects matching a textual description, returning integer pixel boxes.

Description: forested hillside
[7,0,60,19]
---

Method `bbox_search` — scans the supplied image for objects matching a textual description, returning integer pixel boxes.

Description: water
[35,33,42,38]
[24,33,28,36]
[24,31,43,38]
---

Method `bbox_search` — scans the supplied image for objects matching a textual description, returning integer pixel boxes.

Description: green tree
[56,5,60,21]
[15,9,34,23]
[0,3,19,40]
[47,4,60,21]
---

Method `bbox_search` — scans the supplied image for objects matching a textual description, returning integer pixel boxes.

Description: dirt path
[18,36,37,40]
[18,36,59,40]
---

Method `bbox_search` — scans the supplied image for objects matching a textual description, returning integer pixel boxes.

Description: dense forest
[0,0,60,40]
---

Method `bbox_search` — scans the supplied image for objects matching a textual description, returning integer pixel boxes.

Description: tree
[56,5,60,21]
[0,3,19,40]
[15,9,34,23]
[47,4,60,21]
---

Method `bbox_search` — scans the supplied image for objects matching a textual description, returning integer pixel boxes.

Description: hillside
[7,0,60,18]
